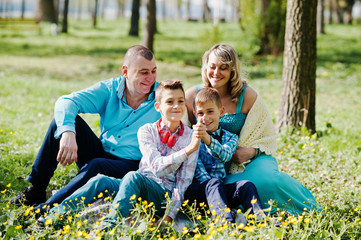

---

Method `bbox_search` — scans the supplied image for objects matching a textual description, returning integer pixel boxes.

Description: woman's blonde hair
[201,44,247,103]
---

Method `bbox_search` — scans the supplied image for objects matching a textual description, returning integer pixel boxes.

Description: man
[8,45,161,213]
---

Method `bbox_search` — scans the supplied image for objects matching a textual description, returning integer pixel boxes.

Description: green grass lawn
[0,19,361,239]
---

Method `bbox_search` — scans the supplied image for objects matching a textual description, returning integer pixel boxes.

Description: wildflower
[67,216,73,222]
[76,221,82,227]
[244,226,254,233]
[169,236,175,240]
[182,227,189,234]
[196,215,202,220]
[15,225,22,230]
[130,194,136,200]
[30,236,35,240]
[63,225,70,234]
[35,209,40,214]
[115,203,119,208]
[193,227,199,233]
[53,203,58,207]
[251,199,257,204]
[194,234,201,239]
[77,231,83,237]
[164,192,169,198]
[237,223,245,229]
[1,189,6,194]
[149,227,156,231]
[304,218,310,223]
[182,200,189,206]
[45,219,53,225]
[24,206,34,216]
[6,183,11,188]
[98,192,103,198]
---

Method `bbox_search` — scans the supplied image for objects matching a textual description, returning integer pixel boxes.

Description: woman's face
[206,52,231,89]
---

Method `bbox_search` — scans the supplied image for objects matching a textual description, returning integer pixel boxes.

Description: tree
[317,0,325,34]
[143,0,156,52]
[129,0,140,36]
[21,0,25,19]
[62,0,69,33]
[117,0,125,18]
[92,0,99,28]
[345,0,355,24]
[277,0,317,132]
[35,0,58,24]
[203,0,210,21]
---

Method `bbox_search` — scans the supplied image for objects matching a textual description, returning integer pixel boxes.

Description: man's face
[123,55,157,96]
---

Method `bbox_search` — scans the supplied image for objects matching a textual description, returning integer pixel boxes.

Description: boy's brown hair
[193,87,222,110]
[155,80,185,102]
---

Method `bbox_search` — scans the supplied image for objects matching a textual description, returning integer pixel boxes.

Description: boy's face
[155,89,185,123]
[194,101,224,133]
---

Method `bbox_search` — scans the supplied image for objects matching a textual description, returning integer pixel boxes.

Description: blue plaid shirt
[194,128,239,182]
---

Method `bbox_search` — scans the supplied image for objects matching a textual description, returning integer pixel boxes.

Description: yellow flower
[1,189,6,194]
[194,233,201,239]
[30,236,35,240]
[98,192,103,198]
[237,223,245,229]
[63,225,71,234]
[2,221,7,225]
[225,208,231,213]
[182,200,189,206]
[15,225,22,230]
[6,183,11,188]
[67,216,73,222]
[169,236,175,240]
[45,219,53,225]
[196,215,202,220]
[76,221,82,227]
[164,191,169,198]
[129,194,136,200]
[251,199,257,204]
[182,227,189,234]
[24,206,34,216]
[304,218,310,223]
[149,227,156,231]
[77,231,83,237]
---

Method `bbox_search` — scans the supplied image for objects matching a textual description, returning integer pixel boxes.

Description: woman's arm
[232,86,259,163]
[185,86,198,125]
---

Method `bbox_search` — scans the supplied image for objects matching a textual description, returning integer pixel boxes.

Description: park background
[0,0,361,239]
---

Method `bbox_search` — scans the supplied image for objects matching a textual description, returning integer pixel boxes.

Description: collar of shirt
[210,127,223,143]
[116,76,157,103]
[159,119,183,135]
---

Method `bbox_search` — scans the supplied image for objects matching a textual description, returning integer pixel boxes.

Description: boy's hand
[193,121,211,145]
[185,131,201,156]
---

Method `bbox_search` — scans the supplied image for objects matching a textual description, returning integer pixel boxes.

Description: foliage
[239,0,287,55]
[0,20,361,239]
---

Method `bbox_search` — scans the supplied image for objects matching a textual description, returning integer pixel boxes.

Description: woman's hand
[231,147,257,164]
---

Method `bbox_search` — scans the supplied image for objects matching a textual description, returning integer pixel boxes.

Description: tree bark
[62,0,69,33]
[35,0,58,24]
[92,0,98,28]
[143,0,156,52]
[203,0,210,21]
[277,0,317,132]
[129,0,140,36]
[317,0,325,34]
[328,0,333,24]
[21,0,25,19]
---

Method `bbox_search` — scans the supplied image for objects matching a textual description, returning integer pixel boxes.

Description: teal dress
[197,85,319,215]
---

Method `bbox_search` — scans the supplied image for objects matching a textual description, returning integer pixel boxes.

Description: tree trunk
[185,0,191,21]
[35,0,58,24]
[143,0,156,52]
[129,0,140,36]
[101,0,107,19]
[317,0,325,34]
[345,0,355,24]
[117,0,125,18]
[61,0,69,33]
[328,0,333,24]
[92,0,98,28]
[277,0,317,132]
[335,0,343,23]
[203,0,210,21]
[21,0,25,19]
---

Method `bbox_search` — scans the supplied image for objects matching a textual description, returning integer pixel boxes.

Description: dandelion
[63,225,70,234]
[45,219,53,225]
[77,231,83,237]
[15,225,22,230]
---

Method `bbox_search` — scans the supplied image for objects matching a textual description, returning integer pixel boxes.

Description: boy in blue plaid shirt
[184,88,263,223]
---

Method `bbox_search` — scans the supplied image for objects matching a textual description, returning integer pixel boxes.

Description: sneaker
[4,185,46,206]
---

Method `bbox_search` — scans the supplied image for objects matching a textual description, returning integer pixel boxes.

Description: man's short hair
[193,87,222,110]
[156,80,185,102]
[124,45,154,67]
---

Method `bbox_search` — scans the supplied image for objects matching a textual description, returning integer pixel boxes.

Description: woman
[185,44,319,215]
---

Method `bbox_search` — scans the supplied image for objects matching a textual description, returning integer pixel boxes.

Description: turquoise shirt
[54,76,161,160]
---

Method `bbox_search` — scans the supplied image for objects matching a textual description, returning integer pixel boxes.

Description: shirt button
[133,111,136,113]
[126,125,129,127]
[112,149,115,151]
[118,136,120,138]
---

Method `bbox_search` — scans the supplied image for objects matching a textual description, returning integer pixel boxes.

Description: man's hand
[57,131,78,166]
[192,121,211,145]
[231,147,257,164]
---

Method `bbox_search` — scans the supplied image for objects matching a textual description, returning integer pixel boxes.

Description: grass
[0,19,361,239]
